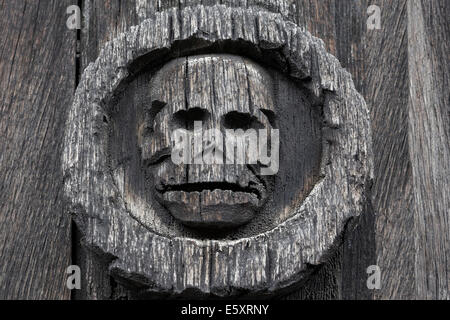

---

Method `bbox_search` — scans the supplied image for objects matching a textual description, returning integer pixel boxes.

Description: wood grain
[0,0,75,299]
[361,0,416,300]
[0,0,436,299]
[67,2,372,298]
[408,0,449,300]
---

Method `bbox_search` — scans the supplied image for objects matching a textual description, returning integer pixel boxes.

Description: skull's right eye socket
[222,111,263,130]
[171,108,210,130]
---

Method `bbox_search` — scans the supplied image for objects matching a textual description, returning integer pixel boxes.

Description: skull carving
[64,4,372,296]
[140,55,277,228]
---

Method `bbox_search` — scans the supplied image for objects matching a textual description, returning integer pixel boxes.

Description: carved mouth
[154,177,269,228]
[158,181,263,200]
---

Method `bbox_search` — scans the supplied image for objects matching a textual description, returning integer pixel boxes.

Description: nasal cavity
[172,108,210,130]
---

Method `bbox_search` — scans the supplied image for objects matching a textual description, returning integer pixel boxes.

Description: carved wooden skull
[64,4,372,297]
[140,55,276,228]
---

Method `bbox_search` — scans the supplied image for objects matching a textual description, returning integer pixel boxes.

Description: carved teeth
[159,181,263,199]
[163,191,201,218]
[162,189,259,207]
[200,189,259,207]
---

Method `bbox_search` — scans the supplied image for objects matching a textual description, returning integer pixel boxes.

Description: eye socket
[171,108,210,129]
[222,111,264,130]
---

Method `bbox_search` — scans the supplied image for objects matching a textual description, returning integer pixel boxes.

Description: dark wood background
[0,0,448,299]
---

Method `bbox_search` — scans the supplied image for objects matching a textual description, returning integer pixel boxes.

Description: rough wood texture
[76,0,367,300]
[365,0,416,300]
[0,0,74,299]
[112,54,322,235]
[407,0,449,300]
[358,0,449,300]
[303,0,378,300]
[65,3,372,298]
[0,0,443,300]
[297,0,447,300]
[74,0,448,300]
[327,0,415,300]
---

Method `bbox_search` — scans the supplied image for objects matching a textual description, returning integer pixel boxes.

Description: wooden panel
[303,0,418,300]
[75,0,448,300]
[363,0,415,300]
[408,0,449,300]
[0,0,75,299]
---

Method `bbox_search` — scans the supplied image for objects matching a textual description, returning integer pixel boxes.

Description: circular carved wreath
[63,5,373,297]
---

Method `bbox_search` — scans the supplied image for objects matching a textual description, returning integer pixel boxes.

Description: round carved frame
[63,5,373,296]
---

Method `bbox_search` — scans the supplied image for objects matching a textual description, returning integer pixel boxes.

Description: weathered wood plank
[75,0,448,300]
[1,0,445,300]
[408,0,449,300]
[360,0,415,300]
[0,0,75,299]
[304,0,419,300]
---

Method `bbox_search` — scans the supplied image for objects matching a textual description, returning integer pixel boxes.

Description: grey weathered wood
[295,0,377,300]
[0,0,445,301]
[65,3,372,298]
[407,0,449,300]
[68,0,448,300]
[347,0,449,300]
[299,0,446,300]
[363,0,416,300]
[114,53,321,232]
[77,0,374,300]
[0,0,74,299]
